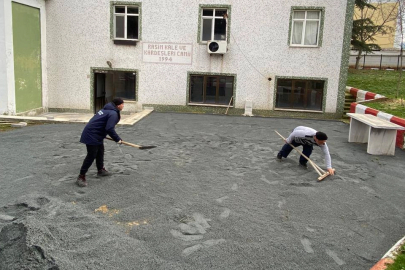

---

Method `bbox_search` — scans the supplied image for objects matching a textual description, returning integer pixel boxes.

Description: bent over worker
[76,98,124,187]
[277,126,335,175]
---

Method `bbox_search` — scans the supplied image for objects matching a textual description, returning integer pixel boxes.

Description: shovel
[106,137,156,150]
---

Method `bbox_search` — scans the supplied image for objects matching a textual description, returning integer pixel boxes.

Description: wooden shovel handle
[105,137,156,150]
[105,137,141,148]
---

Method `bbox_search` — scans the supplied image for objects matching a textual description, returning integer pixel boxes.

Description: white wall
[45,0,348,113]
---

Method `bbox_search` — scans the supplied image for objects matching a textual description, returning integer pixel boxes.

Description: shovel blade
[139,145,157,150]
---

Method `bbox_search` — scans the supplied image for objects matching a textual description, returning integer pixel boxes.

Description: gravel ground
[0,112,404,270]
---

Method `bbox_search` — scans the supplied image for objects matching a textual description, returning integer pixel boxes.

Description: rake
[274,130,333,181]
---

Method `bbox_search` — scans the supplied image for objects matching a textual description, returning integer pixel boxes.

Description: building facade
[0,0,355,118]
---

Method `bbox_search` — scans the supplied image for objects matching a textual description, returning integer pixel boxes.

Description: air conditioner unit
[207,40,228,54]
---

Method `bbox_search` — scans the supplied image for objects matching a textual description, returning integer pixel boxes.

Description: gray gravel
[0,112,404,270]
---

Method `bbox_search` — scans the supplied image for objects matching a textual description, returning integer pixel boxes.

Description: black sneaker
[97,168,111,177]
[277,153,282,161]
[299,161,308,169]
[76,175,87,187]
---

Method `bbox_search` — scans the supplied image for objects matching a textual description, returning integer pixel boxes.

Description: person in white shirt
[277,126,335,175]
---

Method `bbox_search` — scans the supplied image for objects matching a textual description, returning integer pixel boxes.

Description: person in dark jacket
[76,98,124,187]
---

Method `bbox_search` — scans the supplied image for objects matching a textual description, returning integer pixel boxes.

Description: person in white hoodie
[277,126,335,175]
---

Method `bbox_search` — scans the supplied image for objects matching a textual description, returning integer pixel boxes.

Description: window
[114,71,136,100]
[275,78,324,111]
[113,4,140,41]
[189,74,234,105]
[199,7,229,42]
[290,9,322,47]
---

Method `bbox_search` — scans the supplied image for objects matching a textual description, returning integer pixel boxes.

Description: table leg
[367,128,397,155]
[348,118,369,143]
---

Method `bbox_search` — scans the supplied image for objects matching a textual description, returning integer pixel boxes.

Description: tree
[351,0,399,69]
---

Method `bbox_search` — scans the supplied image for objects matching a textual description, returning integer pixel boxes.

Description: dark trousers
[278,141,313,164]
[80,144,104,175]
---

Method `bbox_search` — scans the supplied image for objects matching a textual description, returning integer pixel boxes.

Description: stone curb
[0,109,154,126]
[346,86,405,149]
[370,236,405,270]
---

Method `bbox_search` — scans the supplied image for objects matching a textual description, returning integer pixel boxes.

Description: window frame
[274,76,327,112]
[198,5,231,44]
[187,72,236,107]
[288,6,325,48]
[110,2,142,44]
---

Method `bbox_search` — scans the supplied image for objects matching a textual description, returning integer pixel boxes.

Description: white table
[347,113,405,155]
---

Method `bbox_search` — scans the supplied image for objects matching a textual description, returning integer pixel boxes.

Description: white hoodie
[286,126,332,169]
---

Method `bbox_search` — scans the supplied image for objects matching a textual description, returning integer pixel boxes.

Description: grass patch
[386,243,405,270]
[0,123,16,132]
[347,69,405,97]
[347,69,405,117]
[364,99,405,119]
[0,122,46,132]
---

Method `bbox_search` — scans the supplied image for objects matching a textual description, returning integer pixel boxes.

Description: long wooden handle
[105,137,141,148]
[274,130,325,175]
[225,96,233,115]
[106,137,156,150]
[121,141,143,148]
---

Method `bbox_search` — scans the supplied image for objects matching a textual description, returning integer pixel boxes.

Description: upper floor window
[199,6,230,43]
[290,9,322,47]
[113,5,139,40]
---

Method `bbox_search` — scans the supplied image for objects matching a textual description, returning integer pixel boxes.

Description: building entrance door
[94,72,106,113]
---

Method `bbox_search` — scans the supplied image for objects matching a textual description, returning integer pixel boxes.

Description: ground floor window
[275,78,324,111]
[94,70,136,112]
[189,74,234,105]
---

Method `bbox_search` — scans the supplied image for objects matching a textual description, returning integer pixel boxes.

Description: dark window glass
[203,9,213,16]
[308,81,323,110]
[115,16,125,38]
[215,9,227,17]
[127,7,138,14]
[218,77,226,104]
[206,77,217,104]
[276,79,323,111]
[127,16,138,39]
[190,76,204,103]
[293,81,306,109]
[114,72,136,100]
[115,6,125,13]
[189,75,234,105]
[202,19,212,41]
[218,77,234,104]
[276,80,292,108]
[214,19,226,40]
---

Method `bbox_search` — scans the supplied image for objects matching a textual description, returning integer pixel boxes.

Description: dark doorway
[94,72,106,112]
[93,70,137,113]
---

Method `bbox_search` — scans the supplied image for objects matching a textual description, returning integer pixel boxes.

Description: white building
[0,0,355,118]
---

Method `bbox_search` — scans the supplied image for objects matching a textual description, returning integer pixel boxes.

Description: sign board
[143,42,193,65]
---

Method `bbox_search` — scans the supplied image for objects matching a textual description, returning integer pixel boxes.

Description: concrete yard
[0,112,404,269]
